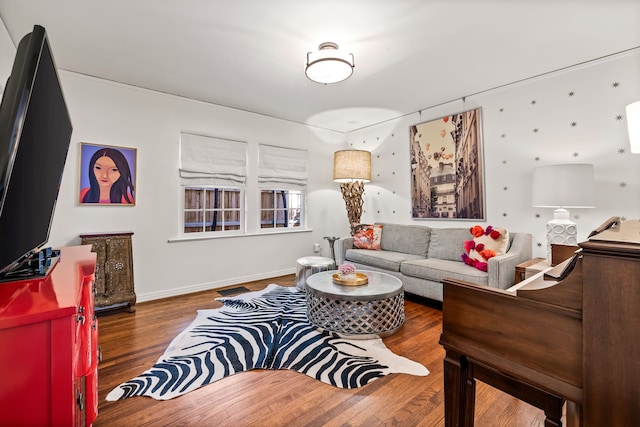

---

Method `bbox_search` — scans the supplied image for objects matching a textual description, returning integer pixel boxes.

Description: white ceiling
[1,0,639,133]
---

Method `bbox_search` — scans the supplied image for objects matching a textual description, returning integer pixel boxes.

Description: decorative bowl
[332,272,368,286]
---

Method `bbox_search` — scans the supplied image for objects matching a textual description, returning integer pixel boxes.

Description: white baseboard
[136,268,296,303]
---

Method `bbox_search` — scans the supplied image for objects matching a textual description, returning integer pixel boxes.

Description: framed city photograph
[79,142,137,205]
[409,107,484,219]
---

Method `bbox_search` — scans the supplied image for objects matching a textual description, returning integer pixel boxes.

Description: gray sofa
[335,223,532,302]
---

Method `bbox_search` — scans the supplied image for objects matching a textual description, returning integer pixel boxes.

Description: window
[184,186,242,233]
[260,189,302,229]
[179,133,247,236]
[178,137,309,236]
[258,144,307,232]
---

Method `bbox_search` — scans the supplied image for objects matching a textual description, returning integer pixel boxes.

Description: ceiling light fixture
[305,42,354,84]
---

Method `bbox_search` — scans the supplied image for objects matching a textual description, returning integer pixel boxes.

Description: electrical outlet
[313,243,321,253]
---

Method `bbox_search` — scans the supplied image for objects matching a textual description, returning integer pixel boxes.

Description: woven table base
[306,291,404,337]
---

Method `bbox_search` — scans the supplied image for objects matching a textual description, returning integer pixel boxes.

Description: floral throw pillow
[461,225,509,272]
[353,224,383,250]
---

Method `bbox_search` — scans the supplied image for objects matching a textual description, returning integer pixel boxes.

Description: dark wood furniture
[514,257,546,284]
[80,232,136,312]
[440,219,640,426]
[551,244,580,266]
[0,245,98,426]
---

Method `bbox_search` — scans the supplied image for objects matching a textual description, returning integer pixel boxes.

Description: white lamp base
[545,208,577,264]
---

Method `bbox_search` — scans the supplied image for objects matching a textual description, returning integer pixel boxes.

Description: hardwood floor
[95,275,551,426]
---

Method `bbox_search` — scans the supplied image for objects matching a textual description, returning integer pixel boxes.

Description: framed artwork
[79,142,137,205]
[409,107,485,220]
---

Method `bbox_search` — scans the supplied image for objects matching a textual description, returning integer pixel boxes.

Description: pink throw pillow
[353,224,383,250]
[461,225,509,272]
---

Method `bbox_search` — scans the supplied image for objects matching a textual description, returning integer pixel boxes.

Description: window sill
[168,227,313,243]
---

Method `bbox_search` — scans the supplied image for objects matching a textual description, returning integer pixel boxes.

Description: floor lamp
[333,150,371,235]
[532,164,595,263]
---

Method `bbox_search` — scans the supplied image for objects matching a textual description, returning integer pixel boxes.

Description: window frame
[181,185,245,236]
[259,188,304,231]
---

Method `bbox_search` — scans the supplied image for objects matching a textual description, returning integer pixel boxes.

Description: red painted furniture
[0,245,98,426]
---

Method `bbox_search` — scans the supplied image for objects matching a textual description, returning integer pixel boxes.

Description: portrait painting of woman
[79,143,136,205]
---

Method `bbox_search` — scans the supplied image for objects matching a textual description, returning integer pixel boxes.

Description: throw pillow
[353,224,383,250]
[461,225,509,272]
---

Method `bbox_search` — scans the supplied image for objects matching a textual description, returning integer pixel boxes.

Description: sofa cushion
[462,225,510,272]
[401,258,488,286]
[345,249,425,272]
[427,228,472,261]
[353,223,383,250]
[376,223,430,257]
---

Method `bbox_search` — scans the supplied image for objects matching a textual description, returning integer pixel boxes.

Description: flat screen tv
[0,25,72,278]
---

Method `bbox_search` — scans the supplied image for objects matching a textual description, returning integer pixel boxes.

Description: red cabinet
[0,245,98,426]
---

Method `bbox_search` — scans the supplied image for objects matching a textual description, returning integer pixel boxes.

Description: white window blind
[258,144,308,190]
[179,133,247,186]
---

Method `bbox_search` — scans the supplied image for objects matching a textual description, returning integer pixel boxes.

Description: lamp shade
[306,42,354,84]
[333,150,371,182]
[532,163,595,208]
[627,101,640,154]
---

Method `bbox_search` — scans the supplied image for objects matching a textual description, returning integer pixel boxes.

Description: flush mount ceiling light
[305,42,354,84]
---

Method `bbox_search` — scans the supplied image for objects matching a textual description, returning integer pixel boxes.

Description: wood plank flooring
[95,275,552,426]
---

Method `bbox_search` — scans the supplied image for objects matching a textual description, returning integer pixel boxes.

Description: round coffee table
[305,270,404,338]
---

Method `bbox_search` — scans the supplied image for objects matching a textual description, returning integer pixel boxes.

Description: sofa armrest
[335,237,354,265]
[487,233,533,289]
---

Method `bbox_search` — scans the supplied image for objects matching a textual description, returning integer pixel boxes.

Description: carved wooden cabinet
[80,232,136,312]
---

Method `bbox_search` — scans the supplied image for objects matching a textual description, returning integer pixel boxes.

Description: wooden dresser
[80,232,136,312]
[0,245,99,426]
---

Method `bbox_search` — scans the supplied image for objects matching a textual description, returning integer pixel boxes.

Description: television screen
[0,25,72,276]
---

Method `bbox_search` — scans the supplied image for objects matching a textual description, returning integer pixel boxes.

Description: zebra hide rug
[106,284,429,401]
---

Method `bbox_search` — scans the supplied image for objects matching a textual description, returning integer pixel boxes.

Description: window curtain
[179,133,247,186]
[258,144,308,190]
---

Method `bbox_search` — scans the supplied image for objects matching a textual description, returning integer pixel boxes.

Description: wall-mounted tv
[0,25,72,278]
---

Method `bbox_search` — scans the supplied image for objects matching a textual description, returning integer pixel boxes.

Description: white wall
[0,19,14,93]
[348,50,640,258]
[51,74,354,301]
[0,21,351,301]
[2,18,639,300]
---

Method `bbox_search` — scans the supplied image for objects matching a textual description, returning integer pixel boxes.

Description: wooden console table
[80,232,136,312]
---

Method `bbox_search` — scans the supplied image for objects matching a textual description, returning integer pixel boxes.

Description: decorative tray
[332,272,368,286]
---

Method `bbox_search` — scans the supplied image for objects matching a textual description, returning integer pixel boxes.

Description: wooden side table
[551,243,579,266]
[514,257,547,284]
[80,232,136,312]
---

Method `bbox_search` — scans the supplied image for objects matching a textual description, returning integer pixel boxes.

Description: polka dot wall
[347,50,640,258]
[347,133,408,219]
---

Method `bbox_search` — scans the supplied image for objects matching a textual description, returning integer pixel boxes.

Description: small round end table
[295,256,335,290]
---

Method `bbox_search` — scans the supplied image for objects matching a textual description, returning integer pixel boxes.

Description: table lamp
[627,100,640,153]
[532,163,595,263]
[333,149,371,235]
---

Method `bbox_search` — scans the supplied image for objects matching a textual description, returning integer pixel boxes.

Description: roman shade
[258,144,308,190]
[179,132,247,186]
